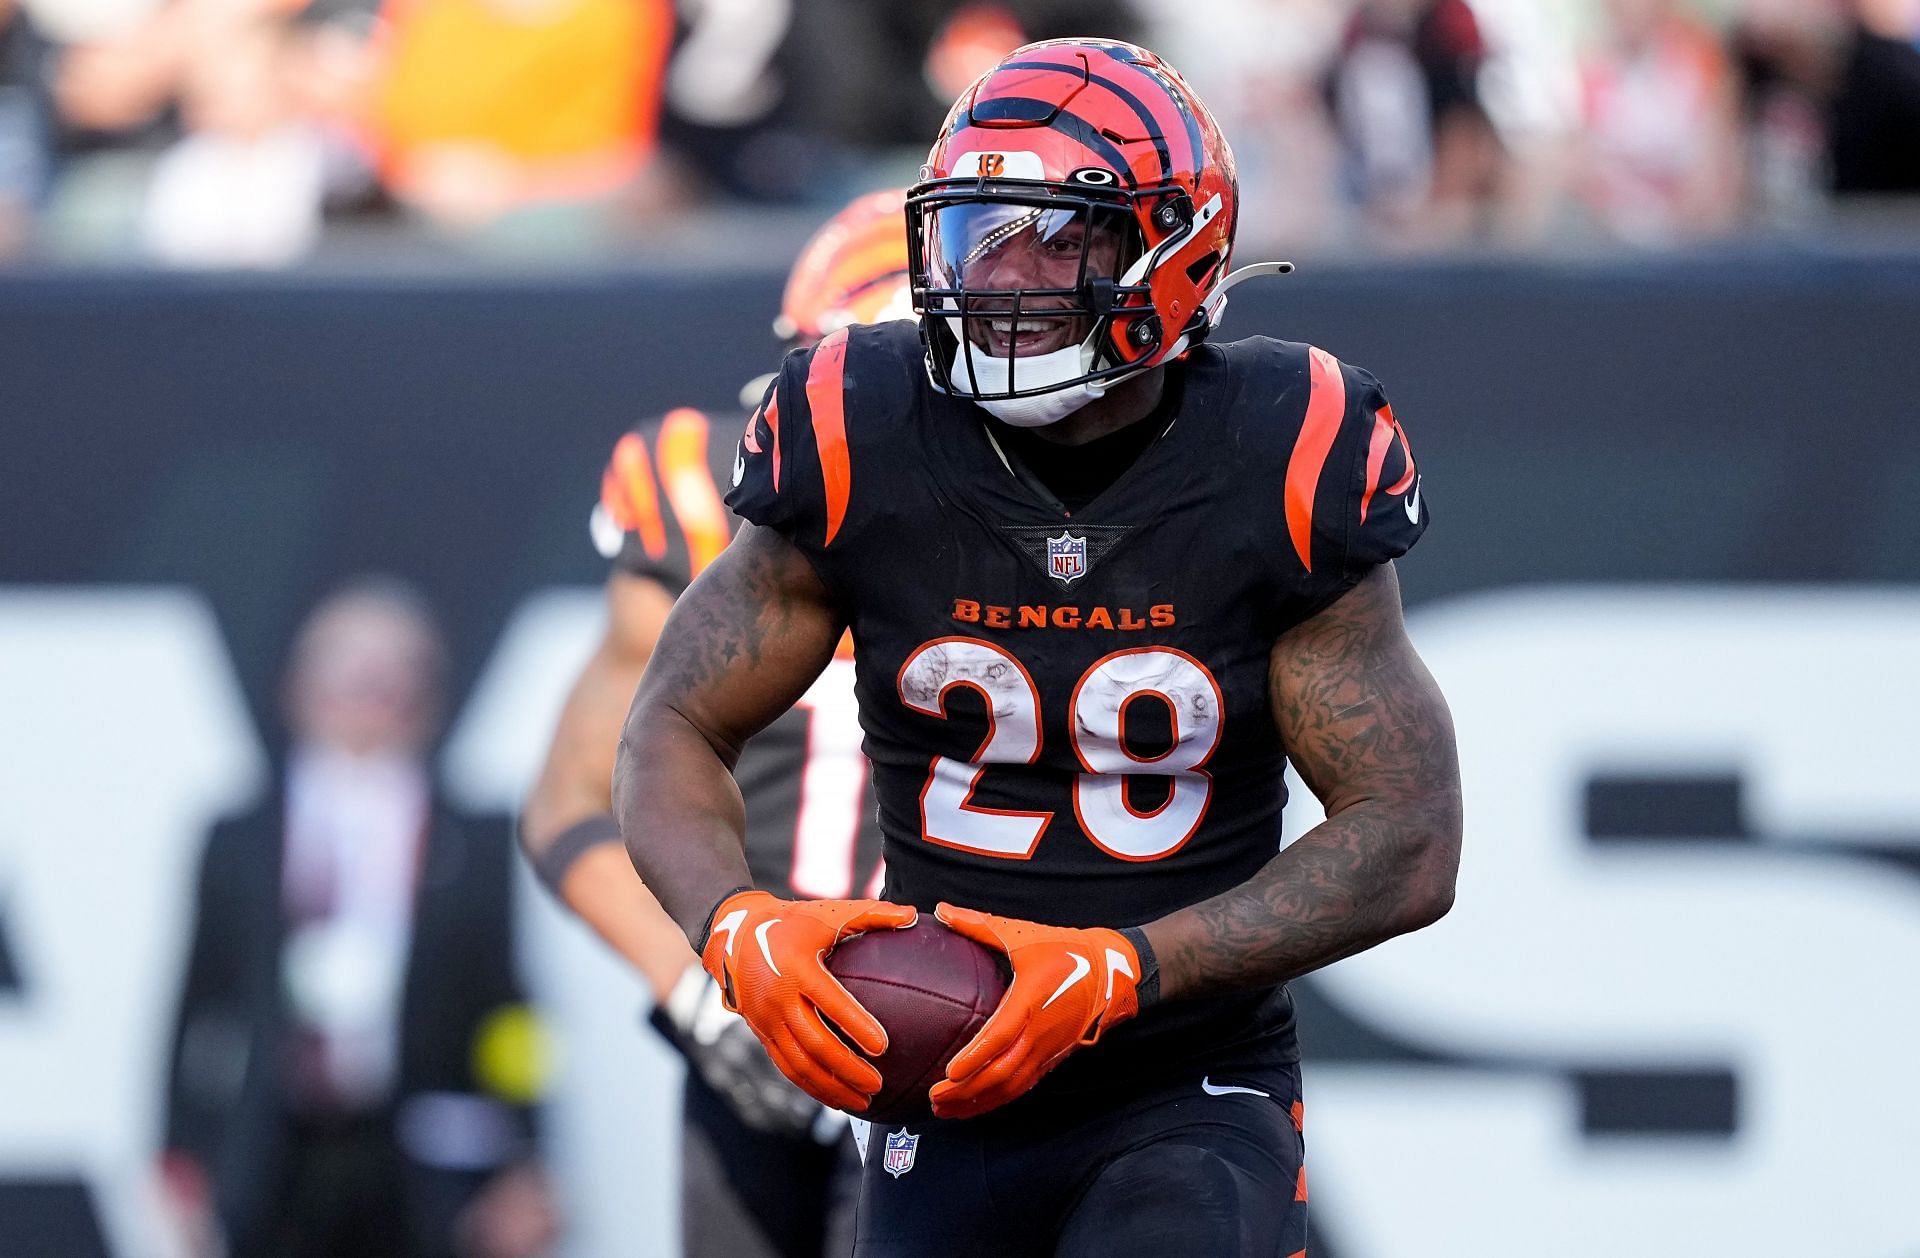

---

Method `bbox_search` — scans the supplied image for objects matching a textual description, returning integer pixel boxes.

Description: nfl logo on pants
[884,1129,919,1178]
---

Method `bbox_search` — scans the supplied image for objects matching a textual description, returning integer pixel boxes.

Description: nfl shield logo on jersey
[883,1129,919,1178]
[1047,531,1088,584]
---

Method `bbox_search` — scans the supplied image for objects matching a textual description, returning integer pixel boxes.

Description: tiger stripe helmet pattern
[907,38,1239,399]
[592,409,730,588]
[776,188,914,344]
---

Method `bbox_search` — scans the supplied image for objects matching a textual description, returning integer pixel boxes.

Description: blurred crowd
[1,0,1917,267]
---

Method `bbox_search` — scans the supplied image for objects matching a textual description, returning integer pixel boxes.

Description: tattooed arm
[1144,563,1462,1001]
[613,522,846,940]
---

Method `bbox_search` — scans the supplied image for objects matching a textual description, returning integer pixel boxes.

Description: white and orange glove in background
[650,963,830,1137]
[699,889,916,1112]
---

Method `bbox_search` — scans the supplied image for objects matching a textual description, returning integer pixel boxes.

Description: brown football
[826,916,1008,1124]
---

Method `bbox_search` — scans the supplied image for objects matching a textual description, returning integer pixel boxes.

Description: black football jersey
[725,321,1426,1090]
[593,407,886,903]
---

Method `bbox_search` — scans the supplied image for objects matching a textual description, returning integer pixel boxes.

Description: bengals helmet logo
[976,153,1005,178]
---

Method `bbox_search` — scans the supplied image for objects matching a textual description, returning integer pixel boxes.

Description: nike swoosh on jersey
[1405,477,1422,524]
[1200,1077,1271,1098]
[1041,952,1092,1010]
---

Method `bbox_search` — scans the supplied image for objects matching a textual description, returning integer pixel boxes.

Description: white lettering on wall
[0,590,262,1258]
[1293,588,1920,1258]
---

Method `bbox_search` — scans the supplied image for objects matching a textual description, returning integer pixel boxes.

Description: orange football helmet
[908,39,1282,411]
[775,188,914,345]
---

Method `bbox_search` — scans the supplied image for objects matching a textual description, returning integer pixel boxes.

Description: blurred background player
[161,577,554,1258]
[518,189,911,1258]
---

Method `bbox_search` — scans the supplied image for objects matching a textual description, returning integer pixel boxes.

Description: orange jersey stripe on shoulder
[1360,406,1395,524]
[658,408,731,579]
[741,393,780,485]
[765,392,782,489]
[806,328,853,546]
[603,431,668,560]
[1285,347,1347,572]
[1382,409,1416,498]
[1359,404,1416,523]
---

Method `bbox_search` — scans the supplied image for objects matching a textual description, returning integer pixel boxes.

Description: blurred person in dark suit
[161,576,556,1258]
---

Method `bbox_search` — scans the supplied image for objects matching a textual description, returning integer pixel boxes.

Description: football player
[613,39,1463,1258]
[519,189,910,1258]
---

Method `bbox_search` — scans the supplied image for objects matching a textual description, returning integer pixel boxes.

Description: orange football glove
[929,903,1147,1120]
[700,889,916,1112]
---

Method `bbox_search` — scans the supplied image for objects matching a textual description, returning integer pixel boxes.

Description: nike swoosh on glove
[701,889,916,1112]
[650,964,825,1138]
[929,903,1142,1120]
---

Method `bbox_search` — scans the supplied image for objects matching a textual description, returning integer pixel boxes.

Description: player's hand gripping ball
[823,917,1008,1123]
[926,904,1145,1120]
[700,890,916,1112]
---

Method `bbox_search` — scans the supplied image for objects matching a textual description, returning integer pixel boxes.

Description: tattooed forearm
[614,523,844,938]
[1147,564,1462,1001]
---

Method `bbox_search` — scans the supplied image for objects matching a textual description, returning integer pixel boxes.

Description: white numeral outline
[1069,647,1224,860]
[898,640,1222,861]
[897,637,1052,858]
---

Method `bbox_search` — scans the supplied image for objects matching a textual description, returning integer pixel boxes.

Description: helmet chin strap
[981,383,1105,427]
[946,323,1110,428]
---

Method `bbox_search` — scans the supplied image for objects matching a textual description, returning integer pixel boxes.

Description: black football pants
[851,1058,1307,1258]
[682,1068,862,1258]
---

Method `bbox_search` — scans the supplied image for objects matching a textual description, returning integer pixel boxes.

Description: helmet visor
[924,199,1136,361]
[925,201,1133,294]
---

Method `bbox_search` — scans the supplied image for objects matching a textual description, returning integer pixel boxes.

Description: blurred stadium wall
[2,252,1918,1258]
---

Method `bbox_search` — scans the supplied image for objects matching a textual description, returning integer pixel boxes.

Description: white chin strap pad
[947,332,1106,427]
[980,386,1105,428]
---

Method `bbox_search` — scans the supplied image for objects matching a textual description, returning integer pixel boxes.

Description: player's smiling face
[931,204,1126,359]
